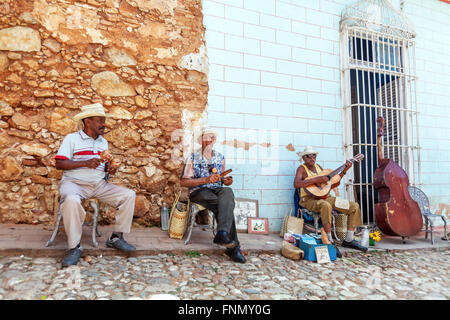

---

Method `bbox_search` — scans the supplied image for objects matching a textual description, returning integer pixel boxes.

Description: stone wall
[0,0,208,226]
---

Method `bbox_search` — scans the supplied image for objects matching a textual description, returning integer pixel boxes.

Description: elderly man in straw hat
[294,146,367,253]
[55,103,136,267]
[180,127,246,263]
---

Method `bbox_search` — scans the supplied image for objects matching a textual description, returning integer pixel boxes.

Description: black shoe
[61,245,83,268]
[226,246,246,263]
[342,239,368,252]
[106,234,136,252]
[213,231,236,248]
[334,245,342,258]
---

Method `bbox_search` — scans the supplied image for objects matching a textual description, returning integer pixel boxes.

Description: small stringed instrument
[373,117,422,237]
[219,168,232,180]
[211,167,232,181]
[304,154,364,199]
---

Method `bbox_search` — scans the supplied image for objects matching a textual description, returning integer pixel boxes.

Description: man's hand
[208,174,220,184]
[222,176,233,186]
[84,158,101,169]
[341,160,353,176]
[106,164,117,175]
[345,160,353,169]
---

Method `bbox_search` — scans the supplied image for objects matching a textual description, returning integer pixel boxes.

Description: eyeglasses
[305,154,316,159]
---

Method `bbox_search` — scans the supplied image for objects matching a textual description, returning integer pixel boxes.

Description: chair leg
[209,211,217,236]
[90,200,100,248]
[313,214,319,234]
[46,208,62,247]
[331,215,338,242]
[442,217,449,241]
[184,205,197,245]
[429,219,434,245]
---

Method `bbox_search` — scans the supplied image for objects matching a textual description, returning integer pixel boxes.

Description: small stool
[45,198,102,248]
[184,202,216,245]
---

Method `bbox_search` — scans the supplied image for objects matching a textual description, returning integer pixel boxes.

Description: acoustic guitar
[304,153,364,199]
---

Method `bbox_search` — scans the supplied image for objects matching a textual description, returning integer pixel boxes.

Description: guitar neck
[328,158,357,178]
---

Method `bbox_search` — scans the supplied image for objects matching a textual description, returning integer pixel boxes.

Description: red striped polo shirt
[55,130,108,182]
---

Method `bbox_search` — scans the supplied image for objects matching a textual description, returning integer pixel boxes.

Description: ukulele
[304,154,364,199]
[210,167,232,182]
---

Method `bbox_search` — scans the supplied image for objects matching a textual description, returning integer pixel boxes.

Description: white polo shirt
[55,130,108,183]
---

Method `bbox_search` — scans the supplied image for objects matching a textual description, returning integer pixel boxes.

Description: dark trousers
[189,187,239,246]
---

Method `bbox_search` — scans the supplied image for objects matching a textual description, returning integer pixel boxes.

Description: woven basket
[168,191,189,240]
[334,213,347,243]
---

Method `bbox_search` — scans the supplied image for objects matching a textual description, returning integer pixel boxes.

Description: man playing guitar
[293,146,368,252]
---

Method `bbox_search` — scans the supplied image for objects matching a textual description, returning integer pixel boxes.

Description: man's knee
[116,187,135,201]
[349,202,360,214]
[61,194,81,206]
[127,188,136,200]
[220,187,235,200]
[318,200,332,212]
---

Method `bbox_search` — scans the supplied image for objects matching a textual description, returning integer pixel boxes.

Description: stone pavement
[0,223,449,300]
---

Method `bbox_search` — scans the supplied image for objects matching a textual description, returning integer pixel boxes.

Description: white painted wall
[202,0,450,231]
[402,0,450,215]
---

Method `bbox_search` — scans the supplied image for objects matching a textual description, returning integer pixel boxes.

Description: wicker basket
[334,213,348,244]
[168,191,189,240]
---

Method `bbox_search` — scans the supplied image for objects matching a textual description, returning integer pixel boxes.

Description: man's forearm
[294,176,325,189]
[180,177,209,188]
[55,159,89,170]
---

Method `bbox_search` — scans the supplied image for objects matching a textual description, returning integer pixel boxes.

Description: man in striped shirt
[55,103,136,267]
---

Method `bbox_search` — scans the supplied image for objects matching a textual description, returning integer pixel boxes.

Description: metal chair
[184,202,216,245]
[299,207,338,238]
[294,189,338,239]
[45,197,102,248]
[408,186,449,244]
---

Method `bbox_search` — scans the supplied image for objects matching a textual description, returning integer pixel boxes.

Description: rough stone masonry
[0,0,209,227]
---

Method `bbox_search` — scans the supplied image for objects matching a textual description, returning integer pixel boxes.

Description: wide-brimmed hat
[201,127,219,138]
[297,146,319,158]
[73,103,110,122]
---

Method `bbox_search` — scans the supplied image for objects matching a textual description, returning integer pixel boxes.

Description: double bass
[373,117,422,237]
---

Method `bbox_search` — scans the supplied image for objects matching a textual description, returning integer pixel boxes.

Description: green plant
[185,250,201,257]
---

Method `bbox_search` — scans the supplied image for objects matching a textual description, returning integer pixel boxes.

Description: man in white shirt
[55,103,136,267]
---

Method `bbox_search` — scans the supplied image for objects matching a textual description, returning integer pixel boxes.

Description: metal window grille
[340,9,420,225]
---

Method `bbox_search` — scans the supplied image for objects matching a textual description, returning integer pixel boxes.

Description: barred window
[340,0,420,224]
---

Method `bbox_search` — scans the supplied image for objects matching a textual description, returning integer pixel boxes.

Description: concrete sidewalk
[0,223,448,258]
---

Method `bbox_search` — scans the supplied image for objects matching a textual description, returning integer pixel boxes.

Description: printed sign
[315,246,331,264]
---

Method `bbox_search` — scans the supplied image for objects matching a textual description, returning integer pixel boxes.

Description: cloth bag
[281,240,304,261]
[168,191,190,239]
[280,208,304,238]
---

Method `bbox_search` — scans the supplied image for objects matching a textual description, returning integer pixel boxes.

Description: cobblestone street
[0,248,448,300]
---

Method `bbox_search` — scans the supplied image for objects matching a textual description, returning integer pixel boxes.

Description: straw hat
[296,146,319,158]
[73,103,110,123]
[201,127,219,138]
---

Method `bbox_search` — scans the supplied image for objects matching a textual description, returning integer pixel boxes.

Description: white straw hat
[296,146,319,158]
[73,103,110,122]
[201,127,219,137]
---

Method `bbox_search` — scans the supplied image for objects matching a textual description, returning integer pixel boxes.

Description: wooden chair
[45,197,102,248]
[184,202,216,245]
[408,186,449,244]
